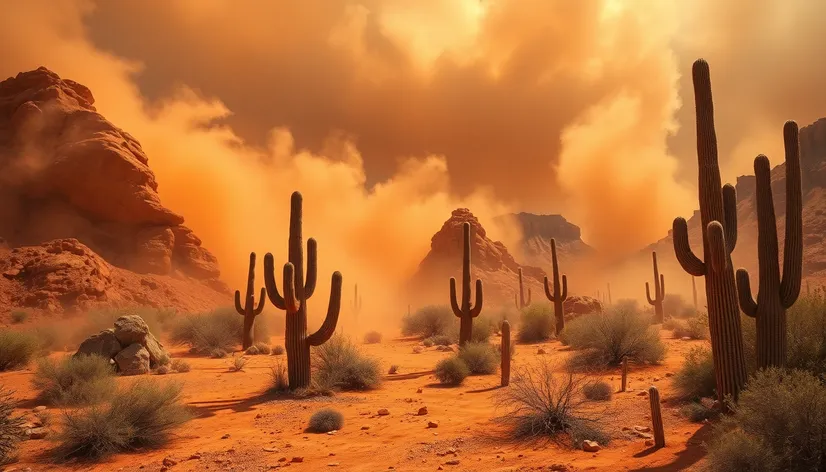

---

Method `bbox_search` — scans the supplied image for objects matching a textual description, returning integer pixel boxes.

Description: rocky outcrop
[75,314,168,375]
[0,67,220,282]
[494,213,594,270]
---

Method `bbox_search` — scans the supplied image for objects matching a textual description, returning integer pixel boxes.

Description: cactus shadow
[465,385,503,394]
[628,423,713,470]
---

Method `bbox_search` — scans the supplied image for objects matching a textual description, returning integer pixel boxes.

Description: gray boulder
[145,332,169,367]
[74,329,121,360]
[113,315,150,347]
[114,343,150,375]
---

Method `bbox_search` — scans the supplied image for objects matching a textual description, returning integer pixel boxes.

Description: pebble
[582,440,601,452]
[417,406,428,415]
[377,408,390,416]
[427,421,439,428]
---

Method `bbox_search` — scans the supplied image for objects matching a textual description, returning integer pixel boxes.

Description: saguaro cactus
[649,386,665,448]
[351,283,363,322]
[672,59,747,405]
[501,320,511,387]
[543,238,568,335]
[264,191,342,390]
[514,268,531,309]
[450,222,483,346]
[234,252,266,350]
[692,277,698,313]
[735,121,803,369]
[646,252,666,323]
[607,283,612,305]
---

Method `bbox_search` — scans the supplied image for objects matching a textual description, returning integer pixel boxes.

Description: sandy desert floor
[1,330,712,472]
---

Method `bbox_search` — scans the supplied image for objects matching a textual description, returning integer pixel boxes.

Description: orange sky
[1,0,825,314]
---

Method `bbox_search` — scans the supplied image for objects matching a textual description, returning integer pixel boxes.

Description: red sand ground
[2,330,710,472]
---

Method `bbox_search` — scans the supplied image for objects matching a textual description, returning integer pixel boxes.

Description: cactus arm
[723,184,738,253]
[645,282,655,305]
[234,290,245,315]
[780,121,803,308]
[254,287,266,315]
[543,276,555,301]
[707,221,728,274]
[673,217,706,276]
[263,253,287,310]
[560,274,568,301]
[449,277,462,317]
[735,269,758,318]
[304,238,318,299]
[470,279,483,318]
[307,271,343,346]
[659,274,666,300]
[282,263,301,312]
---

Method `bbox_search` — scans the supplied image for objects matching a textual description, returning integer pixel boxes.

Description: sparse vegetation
[210,348,228,359]
[582,380,612,401]
[313,335,382,391]
[562,306,666,370]
[270,360,289,392]
[457,342,499,375]
[10,310,28,324]
[253,342,271,355]
[169,307,270,355]
[664,313,708,340]
[422,338,434,348]
[156,365,169,375]
[673,346,716,400]
[228,355,248,372]
[0,330,39,371]
[363,331,382,344]
[170,359,190,373]
[401,305,453,338]
[424,334,452,347]
[272,345,285,356]
[32,355,117,406]
[495,360,609,448]
[662,294,694,319]
[517,302,555,343]
[307,408,344,433]
[0,387,25,465]
[434,357,470,386]
[53,380,191,461]
[680,402,717,423]
[706,368,826,472]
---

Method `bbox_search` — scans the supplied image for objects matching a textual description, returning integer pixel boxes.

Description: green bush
[363,331,382,344]
[32,355,117,406]
[170,307,270,354]
[0,330,39,371]
[53,380,191,460]
[401,305,453,338]
[307,408,344,433]
[582,380,612,401]
[457,342,499,375]
[434,357,469,386]
[706,368,826,471]
[562,306,666,370]
[313,335,382,391]
[10,311,27,324]
[672,347,716,401]
[517,302,555,343]
[0,387,25,465]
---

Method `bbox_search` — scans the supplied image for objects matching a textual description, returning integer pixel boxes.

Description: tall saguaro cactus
[450,222,484,346]
[735,121,803,369]
[543,238,568,335]
[501,320,511,387]
[514,268,531,309]
[646,252,666,323]
[351,283,363,322]
[263,191,342,390]
[692,277,698,313]
[234,252,266,350]
[672,59,747,405]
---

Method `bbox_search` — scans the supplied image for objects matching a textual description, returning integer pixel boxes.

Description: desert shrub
[457,342,500,375]
[228,355,248,372]
[363,331,382,344]
[422,338,434,348]
[672,347,716,401]
[170,359,190,373]
[307,408,344,433]
[582,380,612,401]
[272,345,285,355]
[401,305,453,338]
[666,313,708,340]
[680,402,717,423]
[169,307,270,355]
[53,380,191,460]
[706,368,826,472]
[470,320,494,343]
[0,387,25,465]
[32,355,116,406]
[313,335,382,391]
[210,348,228,359]
[434,357,469,386]
[0,330,39,371]
[495,360,609,448]
[425,334,453,347]
[388,365,399,374]
[10,311,27,324]
[270,360,289,392]
[156,365,170,375]
[563,306,666,370]
[245,345,260,355]
[662,294,692,319]
[517,302,555,343]
[253,342,271,355]
[613,298,640,313]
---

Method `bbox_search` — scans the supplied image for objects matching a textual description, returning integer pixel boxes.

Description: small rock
[537,348,546,354]
[444,459,460,465]
[637,391,648,396]
[162,457,178,467]
[681,336,692,341]
[664,372,674,377]
[416,388,423,393]
[263,447,278,452]
[221,434,231,439]
[189,453,202,460]
[32,406,47,412]
[427,421,438,428]
[582,440,600,452]
[361,425,370,430]
[417,406,428,416]
[291,457,304,463]
[327,430,337,435]
[636,432,654,439]
[634,426,651,432]
[26,427,48,440]
[377,408,390,416]
[328,463,339,467]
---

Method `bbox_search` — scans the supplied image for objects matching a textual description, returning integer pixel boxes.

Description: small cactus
[234,252,266,350]
[646,252,666,323]
[621,356,628,392]
[735,121,803,369]
[501,320,511,387]
[543,238,568,335]
[649,386,665,448]
[514,268,531,309]
[449,222,483,346]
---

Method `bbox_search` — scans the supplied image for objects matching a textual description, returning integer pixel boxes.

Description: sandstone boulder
[115,343,150,376]
[144,332,168,367]
[74,329,121,360]
[113,314,150,346]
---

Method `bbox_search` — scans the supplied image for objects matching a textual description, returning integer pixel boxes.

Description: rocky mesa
[0,67,229,316]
